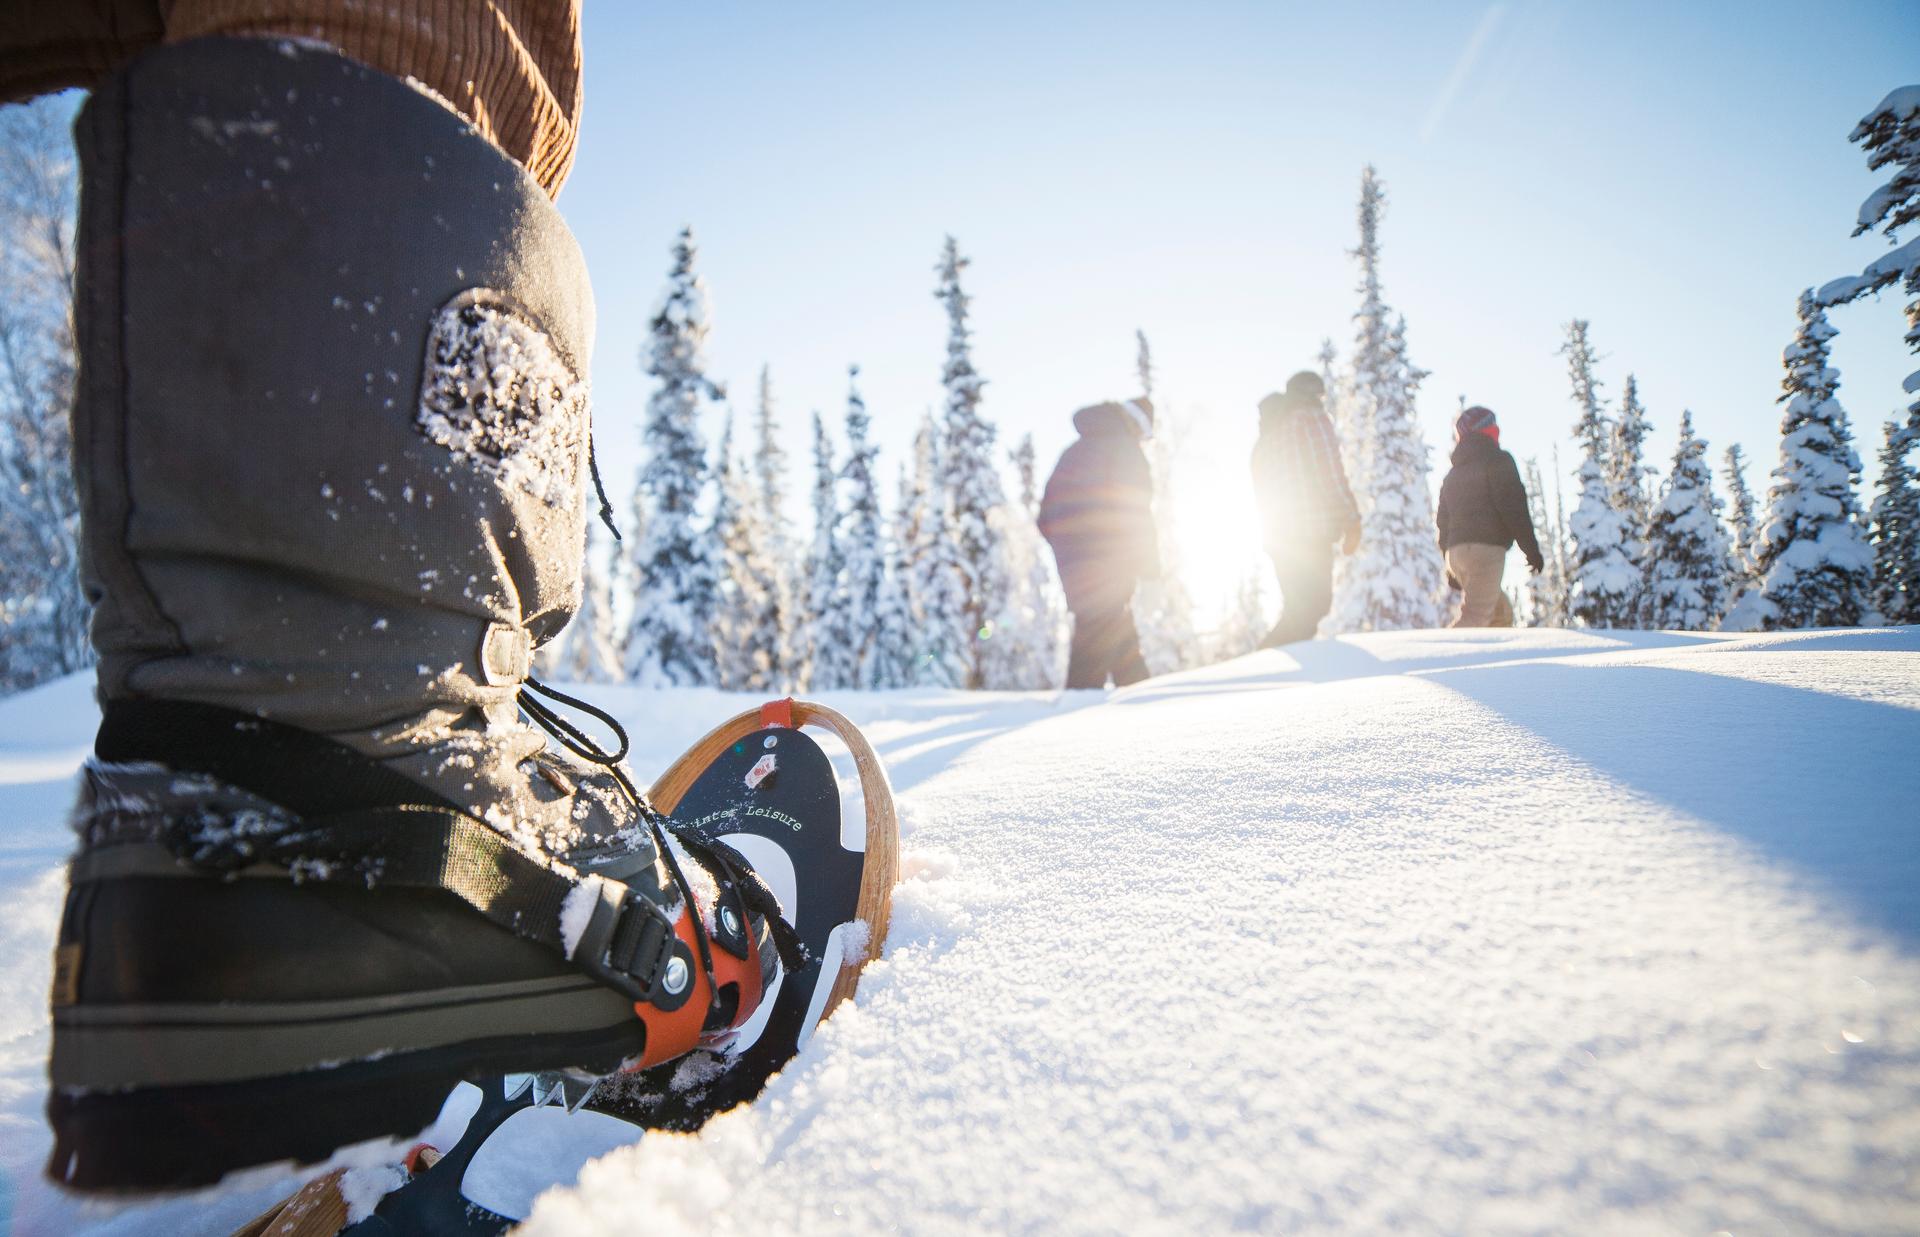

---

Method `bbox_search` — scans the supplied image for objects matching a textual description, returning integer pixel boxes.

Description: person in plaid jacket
[1250,372,1361,647]
[1039,398,1160,688]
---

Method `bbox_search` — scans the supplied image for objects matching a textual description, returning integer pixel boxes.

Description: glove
[1526,553,1545,576]
[1445,571,1462,592]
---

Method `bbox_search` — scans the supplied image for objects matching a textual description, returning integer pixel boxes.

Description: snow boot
[45,37,786,1193]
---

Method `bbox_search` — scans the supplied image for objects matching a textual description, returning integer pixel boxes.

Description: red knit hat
[1455,405,1499,443]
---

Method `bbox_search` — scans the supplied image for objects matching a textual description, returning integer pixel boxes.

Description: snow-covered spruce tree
[1523,455,1572,627]
[839,367,895,689]
[871,468,921,691]
[799,411,853,689]
[739,364,795,687]
[1727,292,1874,630]
[625,228,723,686]
[1643,412,1733,631]
[538,521,622,682]
[1325,169,1448,633]
[1607,373,1656,620]
[986,434,1067,689]
[869,463,924,690]
[1560,320,1639,627]
[0,99,88,693]
[1869,419,1920,624]
[708,412,780,690]
[1820,86,1920,626]
[933,236,1015,688]
[1721,443,1761,597]
[1819,86,1920,424]
[903,411,969,686]
[1130,329,1198,674]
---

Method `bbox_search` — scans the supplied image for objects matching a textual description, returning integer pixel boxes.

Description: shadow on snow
[1433,659,1920,948]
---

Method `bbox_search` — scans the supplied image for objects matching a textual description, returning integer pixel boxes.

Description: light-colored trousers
[0,0,581,197]
[1448,542,1513,628]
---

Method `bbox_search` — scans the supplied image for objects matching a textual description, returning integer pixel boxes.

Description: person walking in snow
[1039,398,1160,689]
[7,1,790,1190]
[1435,406,1545,627]
[1250,372,1361,647]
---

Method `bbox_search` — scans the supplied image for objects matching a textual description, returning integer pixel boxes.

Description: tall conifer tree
[1819,87,1920,424]
[1721,444,1761,598]
[1561,320,1639,627]
[1326,168,1448,632]
[839,367,893,688]
[1644,412,1733,630]
[905,411,969,686]
[867,465,919,690]
[1726,292,1874,629]
[746,365,795,683]
[710,412,782,690]
[800,411,853,689]
[1607,374,1656,620]
[933,236,1014,687]
[1819,88,1920,623]
[626,228,722,685]
[1869,420,1920,625]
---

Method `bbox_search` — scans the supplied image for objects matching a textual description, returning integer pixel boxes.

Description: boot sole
[47,1015,644,1193]
[52,974,637,1088]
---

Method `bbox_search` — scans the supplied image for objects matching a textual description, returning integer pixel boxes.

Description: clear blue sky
[560,1,1917,614]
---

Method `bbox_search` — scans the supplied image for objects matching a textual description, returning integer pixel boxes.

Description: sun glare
[1159,419,1270,629]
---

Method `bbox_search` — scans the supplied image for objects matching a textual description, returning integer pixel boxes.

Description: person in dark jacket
[1434,405,1544,627]
[1038,398,1160,688]
[1250,372,1361,647]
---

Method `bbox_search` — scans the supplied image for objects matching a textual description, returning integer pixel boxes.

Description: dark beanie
[1284,371,1324,404]
[1260,371,1325,418]
[1455,405,1498,439]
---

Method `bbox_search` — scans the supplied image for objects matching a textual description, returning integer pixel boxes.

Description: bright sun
[1157,423,1270,630]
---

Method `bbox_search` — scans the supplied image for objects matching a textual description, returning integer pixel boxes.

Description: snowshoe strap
[665,825,808,973]
[93,700,682,1004]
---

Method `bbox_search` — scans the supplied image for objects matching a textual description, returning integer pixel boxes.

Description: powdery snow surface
[2,629,1919,1233]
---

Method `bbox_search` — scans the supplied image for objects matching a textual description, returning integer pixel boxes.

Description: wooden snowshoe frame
[648,698,898,1020]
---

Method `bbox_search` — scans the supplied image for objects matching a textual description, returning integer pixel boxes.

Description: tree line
[540,231,1068,691]
[0,85,1915,697]
[1530,85,1919,633]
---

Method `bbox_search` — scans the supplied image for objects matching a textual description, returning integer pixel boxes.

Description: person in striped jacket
[1250,372,1361,647]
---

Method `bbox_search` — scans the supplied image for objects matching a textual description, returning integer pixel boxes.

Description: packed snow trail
[3,629,1918,1234]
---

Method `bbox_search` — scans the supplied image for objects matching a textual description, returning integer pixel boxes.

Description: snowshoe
[249,699,895,1235]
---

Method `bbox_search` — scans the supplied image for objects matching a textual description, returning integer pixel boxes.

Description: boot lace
[515,677,804,1026]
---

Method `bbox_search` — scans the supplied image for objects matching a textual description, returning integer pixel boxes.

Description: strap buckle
[571,876,678,1003]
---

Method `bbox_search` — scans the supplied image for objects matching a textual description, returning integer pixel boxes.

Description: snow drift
[3,627,1917,1234]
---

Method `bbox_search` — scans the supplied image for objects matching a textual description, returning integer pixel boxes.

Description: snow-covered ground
[3,627,1918,1234]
